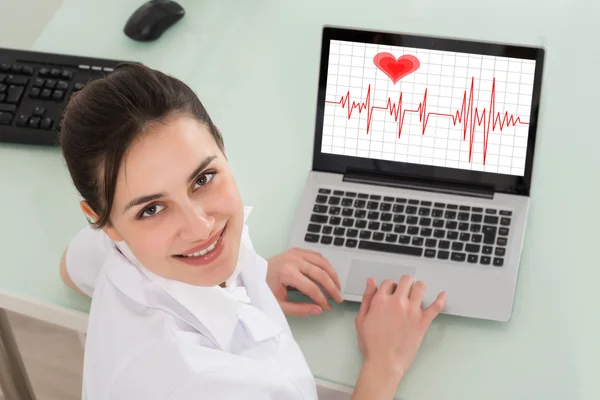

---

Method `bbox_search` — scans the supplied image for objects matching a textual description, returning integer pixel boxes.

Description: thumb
[356,278,377,323]
[280,301,323,317]
[423,291,447,326]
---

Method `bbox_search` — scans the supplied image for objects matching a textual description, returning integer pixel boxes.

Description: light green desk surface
[1,0,599,398]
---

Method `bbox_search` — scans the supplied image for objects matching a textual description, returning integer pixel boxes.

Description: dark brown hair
[59,63,224,229]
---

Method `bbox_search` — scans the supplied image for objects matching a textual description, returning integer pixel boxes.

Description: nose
[179,202,215,241]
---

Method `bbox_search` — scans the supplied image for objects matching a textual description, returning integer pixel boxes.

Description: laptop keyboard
[304,188,513,267]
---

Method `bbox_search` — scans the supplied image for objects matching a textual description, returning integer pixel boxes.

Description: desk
[1,0,599,399]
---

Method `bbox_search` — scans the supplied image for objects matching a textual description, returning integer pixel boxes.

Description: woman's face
[87,115,245,287]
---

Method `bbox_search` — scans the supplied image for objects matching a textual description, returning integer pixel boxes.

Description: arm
[352,361,403,400]
[58,225,113,297]
[59,246,88,296]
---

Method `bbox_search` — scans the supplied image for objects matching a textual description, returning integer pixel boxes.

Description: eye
[139,203,165,219]
[194,172,216,190]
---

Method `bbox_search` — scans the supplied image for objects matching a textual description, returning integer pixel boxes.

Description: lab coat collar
[107,206,283,351]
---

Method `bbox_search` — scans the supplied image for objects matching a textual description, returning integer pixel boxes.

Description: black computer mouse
[124,0,185,42]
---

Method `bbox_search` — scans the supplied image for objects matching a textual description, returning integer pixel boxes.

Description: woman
[58,63,447,399]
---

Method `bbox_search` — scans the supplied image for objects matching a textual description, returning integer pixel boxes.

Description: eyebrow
[123,155,218,214]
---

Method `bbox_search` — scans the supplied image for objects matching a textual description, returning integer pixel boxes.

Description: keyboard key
[0,103,16,112]
[342,218,354,227]
[393,204,404,213]
[495,247,506,256]
[425,249,436,258]
[412,237,424,246]
[451,252,466,262]
[307,224,321,233]
[393,214,406,223]
[486,208,497,214]
[330,217,341,225]
[61,70,73,80]
[459,205,470,211]
[6,75,28,85]
[398,235,411,244]
[407,226,419,235]
[458,212,469,221]
[358,193,369,199]
[482,246,493,255]
[465,244,480,253]
[395,198,407,203]
[381,223,393,232]
[334,237,344,246]
[373,232,384,241]
[419,218,431,226]
[320,235,332,245]
[497,237,508,246]
[367,201,379,210]
[354,200,366,208]
[418,207,430,216]
[310,214,328,223]
[16,114,28,126]
[420,228,432,237]
[379,203,392,212]
[484,215,499,224]
[355,220,367,229]
[367,211,379,220]
[481,256,491,265]
[447,204,458,210]
[458,223,469,231]
[304,233,319,243]
[472,207,483,213]
[6,85,23,103]
[342,208,353,217]
[345,239,358,248]
[452,242,464,251]
[345,192,356,197]
[406,206,417,214]
[370,195,381,200]
[471,214,483,222]
[433,229,445,238]
[470,224,481,233]
[459,233,470,241]
[408,199,419,205]
[445,211,456,219]
[405,216,417,225]
[432,219,444,228]
[500,210,512,216]
[493,257,504,267]
[368,221,380,230]
[471,234,482,243]
[438,240,450,249]
[437,250,450,260]
[50,68,61,77]
[385,233,398,243]
[499,227,509,236]
[358,240,423,257]
[354,210,366,219]
[323,226,332,234]
[347,229,358,238]
[447,231,458,240]
[380,213,392,222]
[313,205,327,213]
[0,111,13,125]
[0,93,5,102]
[318,188,330,194]
[38,67,49,76]
[432,209,444,218]
[434,202,445,208]
[394,224,406,234]
[425,239,437,248]
[467,254,478,263]
[29,87,40,98]
[359,230,371,239]
[482,226,497,244]
[500,217,511,226]
[383,196,394,202]
[41,88,52,99]
[328,196,340,205]
[341,198,353,207]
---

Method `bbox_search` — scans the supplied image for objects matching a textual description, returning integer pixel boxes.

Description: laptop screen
[312,27,545,196]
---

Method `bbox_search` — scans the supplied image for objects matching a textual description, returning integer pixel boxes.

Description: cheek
[127,225,174,262]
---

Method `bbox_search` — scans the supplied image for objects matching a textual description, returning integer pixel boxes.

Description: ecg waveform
[325,77,529,164]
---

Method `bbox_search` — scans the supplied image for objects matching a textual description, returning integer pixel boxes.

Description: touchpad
[345,258,417,295]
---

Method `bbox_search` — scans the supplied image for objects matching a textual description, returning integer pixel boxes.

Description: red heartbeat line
[325,76,529,164]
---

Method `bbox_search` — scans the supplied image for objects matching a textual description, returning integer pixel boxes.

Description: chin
[171,219,244,286]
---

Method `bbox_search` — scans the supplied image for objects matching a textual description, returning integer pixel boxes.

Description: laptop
[288,26,545,322]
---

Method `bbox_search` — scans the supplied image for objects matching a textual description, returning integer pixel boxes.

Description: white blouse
[65,206,319,399]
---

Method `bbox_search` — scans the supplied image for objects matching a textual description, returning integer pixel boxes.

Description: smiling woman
[57,63,446,400]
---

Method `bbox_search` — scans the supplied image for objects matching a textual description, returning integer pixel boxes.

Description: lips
[176,226,225,257]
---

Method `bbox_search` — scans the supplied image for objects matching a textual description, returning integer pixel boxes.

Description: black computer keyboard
[304,188,513,267]
[0,47,132,146]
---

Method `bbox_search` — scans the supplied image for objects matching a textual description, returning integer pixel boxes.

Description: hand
[354,275,447,381]
[266,247,344,317]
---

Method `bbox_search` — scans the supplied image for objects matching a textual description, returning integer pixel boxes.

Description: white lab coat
[65,207,318,399]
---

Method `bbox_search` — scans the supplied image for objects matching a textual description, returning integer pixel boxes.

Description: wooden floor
[0,311,83,400]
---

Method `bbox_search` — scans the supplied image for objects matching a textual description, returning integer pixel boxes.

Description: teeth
[181,235,220,258]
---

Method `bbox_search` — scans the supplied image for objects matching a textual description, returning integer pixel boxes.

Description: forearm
[351,360,402,400]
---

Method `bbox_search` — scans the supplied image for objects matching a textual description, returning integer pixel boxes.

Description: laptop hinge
[343,170,494,199]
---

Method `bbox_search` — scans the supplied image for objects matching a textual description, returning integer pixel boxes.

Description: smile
[173,225,227,266]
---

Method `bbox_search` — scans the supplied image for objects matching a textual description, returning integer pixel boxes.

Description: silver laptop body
[288,26,545,322]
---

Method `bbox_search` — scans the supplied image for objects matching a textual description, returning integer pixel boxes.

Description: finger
[422,291,448,326]
[284,269,332,311]
[378,279,398,296]
[356,278,377,323]
[293,248,341,290]
[280,301,323,317]
[394,274,415,298]
[299,262,344,304]
[409,280,426,306]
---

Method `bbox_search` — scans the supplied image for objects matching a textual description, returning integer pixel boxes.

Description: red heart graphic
[373,53,420,84]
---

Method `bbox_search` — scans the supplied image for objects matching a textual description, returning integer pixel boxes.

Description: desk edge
[0,290,88,333]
